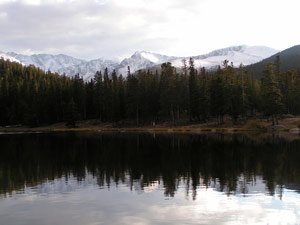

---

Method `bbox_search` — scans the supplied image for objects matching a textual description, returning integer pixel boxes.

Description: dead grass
[242,119,268,132]
[2,117,300,135]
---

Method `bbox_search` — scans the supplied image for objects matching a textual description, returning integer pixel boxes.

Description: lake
[0,132,299,225]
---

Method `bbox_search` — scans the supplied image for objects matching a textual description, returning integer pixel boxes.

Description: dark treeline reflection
[1,133,300,199]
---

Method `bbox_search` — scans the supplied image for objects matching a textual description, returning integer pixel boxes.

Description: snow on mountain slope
[117,51,177,75]
[7,52,86,72]
[0,51,22,64]
[6,52,119,80]
[3,45,278,80]
[242,45,278,59]
[64,58,119,81]
[171,45,278,68]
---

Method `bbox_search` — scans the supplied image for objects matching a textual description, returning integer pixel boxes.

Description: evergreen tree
[94,71,104,120]
[261,64,284,125]
[244,71,260,116]
[102,68,113,121]
[118,75,126,121]
[198,67,210,121]
[210,62,231,124]
[126,68,140,125]
[188,58,200,121]
[65,98,78,128]
[159,62,177,123]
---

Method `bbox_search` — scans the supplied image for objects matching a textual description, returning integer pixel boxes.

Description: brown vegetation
[1,116,300,135]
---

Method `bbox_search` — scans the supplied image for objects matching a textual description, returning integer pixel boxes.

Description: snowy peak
[5,52,119,80]
[120,45,278,72]
[0,51,22,64]
[186,45,279,68]
[118,51,178,75]
[122,51,175,64]
[201,45,246,58]
[195,45,277,59]
[7,52,86,72]
[130,51,176,63]
[240,45,279,59]
[1,45,279,80]
[200,45,277,59]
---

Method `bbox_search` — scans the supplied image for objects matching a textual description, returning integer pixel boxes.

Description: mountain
[6,52,118,80]
[7,52,85,70]
[4,45,278,80]
[0,51,22,64]
[246,45,300,78]
[117,51,177,75]
[117,46,278,75]
[58,58,119,80]
[171,45,278,68]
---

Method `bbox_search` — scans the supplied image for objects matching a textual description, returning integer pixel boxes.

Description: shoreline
[1,117,299,135]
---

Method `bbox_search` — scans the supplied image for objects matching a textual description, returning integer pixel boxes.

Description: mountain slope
[171,45,278,68]
[64,58,119,80]
[246,45,300,78]
[117,51,177,75]
[118,46,278,75]
[4,45,278,80]
[7,52,119,80]
[0,51,22,64]
[7,52,85,70]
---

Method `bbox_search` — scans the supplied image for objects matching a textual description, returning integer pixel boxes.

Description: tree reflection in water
[0,133,300,199]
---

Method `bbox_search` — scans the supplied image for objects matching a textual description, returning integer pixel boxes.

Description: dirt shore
[1,117,300,135]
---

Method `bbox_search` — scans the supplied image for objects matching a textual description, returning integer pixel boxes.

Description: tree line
[0,56,300,127]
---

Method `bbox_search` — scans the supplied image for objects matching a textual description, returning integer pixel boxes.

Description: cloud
[0,0,299,59]
[0,0,185,58]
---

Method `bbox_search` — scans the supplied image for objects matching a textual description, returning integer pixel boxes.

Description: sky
[0,0,300,60]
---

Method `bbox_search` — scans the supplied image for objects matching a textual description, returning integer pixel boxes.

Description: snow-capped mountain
[57,58,119,80]
[171,45,279,68]
[3,45,278,80]
[6,52,119,80]
[7,52,85,70]
[118,45,278,74]
[0,51,22,64]
[117,50,177,75]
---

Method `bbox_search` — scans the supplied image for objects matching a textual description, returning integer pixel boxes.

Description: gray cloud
[0,0,183,59]
[0,0,299,59]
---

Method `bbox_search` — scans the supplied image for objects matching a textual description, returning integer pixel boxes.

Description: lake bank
[1,117,300,135]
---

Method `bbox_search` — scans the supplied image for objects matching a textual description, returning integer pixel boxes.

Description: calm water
[0,132,300,225]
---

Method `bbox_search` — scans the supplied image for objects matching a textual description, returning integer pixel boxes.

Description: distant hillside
[246,45,300,78]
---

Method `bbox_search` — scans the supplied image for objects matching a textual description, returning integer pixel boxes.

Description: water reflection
[0,133,300,199]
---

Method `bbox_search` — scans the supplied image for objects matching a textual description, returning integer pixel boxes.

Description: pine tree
[292,71,300,114]
[94,71,104,120]
[198,67,210,121]
[261,63,284,125]
[65,98,78,128]
[118,75,126,121]
[160,62,177,123]
[188,58,200,121]
[210,63,230,124]
[102,68,113,121]
[126,67,140,125]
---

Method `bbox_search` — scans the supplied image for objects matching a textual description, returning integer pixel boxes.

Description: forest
[0,56,300,127]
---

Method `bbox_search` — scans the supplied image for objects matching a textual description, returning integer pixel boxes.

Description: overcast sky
[0,0,299,60]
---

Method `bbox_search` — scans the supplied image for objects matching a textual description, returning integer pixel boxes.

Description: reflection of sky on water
[0,174,299,225]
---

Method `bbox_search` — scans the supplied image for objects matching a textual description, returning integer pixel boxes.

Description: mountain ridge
[246,45,300,78]
[1,45,278,80]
